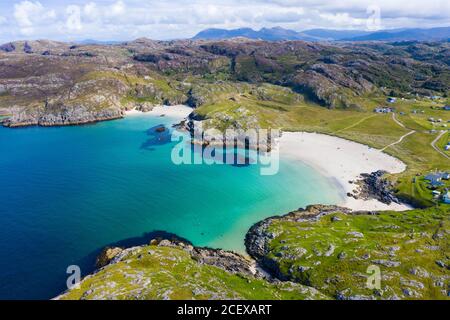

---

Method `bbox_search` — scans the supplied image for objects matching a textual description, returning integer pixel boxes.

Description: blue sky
[0,0,449,43]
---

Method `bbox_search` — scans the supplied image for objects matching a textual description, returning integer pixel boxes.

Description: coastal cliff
[58,205,449,300]
[57,238,326,300]
[2,106,124,127]
[246,205,449,300]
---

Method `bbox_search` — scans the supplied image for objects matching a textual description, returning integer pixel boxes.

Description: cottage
[443,192,450,204]
[443,173,450,180]
[432,190,441,197]
[387,97,397,103]
[425,173,443,182]
[443,105,450,111]
[374,107,393,113]
[425,173,445,189]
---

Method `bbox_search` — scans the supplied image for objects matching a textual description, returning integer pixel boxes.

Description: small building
[445,145,450,151]
[374,107,393,113]
[387,97,397,103]
[443,172,450,180]
[443,105,450,111]
[430,181,445,189]
[425,173,445,189]
[443,192,450,204]
[432,190,441,197]
[425,173,443,182]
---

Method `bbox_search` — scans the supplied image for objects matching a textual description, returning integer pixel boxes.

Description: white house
[443,192,450,204]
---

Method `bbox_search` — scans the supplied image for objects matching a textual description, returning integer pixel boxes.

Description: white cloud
[13,1,56,35]
[1,0,448,42]
[270,0,450,19]
[0,16,7,25]
[109,1,126,17]
[66,5,82,31]
[83,2,99,21]
[14,1,42,27]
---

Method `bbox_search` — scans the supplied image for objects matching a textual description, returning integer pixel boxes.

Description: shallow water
[0,110,342,299]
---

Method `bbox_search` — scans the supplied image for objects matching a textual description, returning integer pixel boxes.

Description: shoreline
[125,108,411,212]
[278,132,411,212]
[125,105,193,119]
[0,103,419,213]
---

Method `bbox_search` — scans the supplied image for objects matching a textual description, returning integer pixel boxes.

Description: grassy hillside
[192,84,449,206]
[60,205,449,300]
[247,206,449,300]
[59,244,327,300]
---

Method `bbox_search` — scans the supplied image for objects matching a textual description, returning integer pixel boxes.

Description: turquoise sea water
[0,110,343,299]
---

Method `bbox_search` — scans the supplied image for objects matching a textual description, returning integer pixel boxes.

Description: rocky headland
[58,205,449,300]
[57,237,327,300]
[1,39,448,128]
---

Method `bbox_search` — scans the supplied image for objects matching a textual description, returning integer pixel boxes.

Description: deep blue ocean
[0,109,342,299]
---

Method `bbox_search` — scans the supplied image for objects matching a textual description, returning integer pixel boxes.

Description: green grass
[60,245,328,300]
[194,87,450,206]
[261,207,449,300]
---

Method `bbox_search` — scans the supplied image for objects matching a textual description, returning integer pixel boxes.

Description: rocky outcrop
[246,204,449,300]
[91,238,264,280]
[134,102,154,112]
[56,204,448,300]
[354,171,401,205]
[153,239,263,278]
[57,235,329,300]
[245,205,353,269]
[96,247,124,268]
[2,106,124,127]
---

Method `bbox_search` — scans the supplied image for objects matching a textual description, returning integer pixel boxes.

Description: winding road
[431,130,450,160]
[392,113,406,128]
[381,130,416,152]
[381,113,416,152]
[334,114,377,134]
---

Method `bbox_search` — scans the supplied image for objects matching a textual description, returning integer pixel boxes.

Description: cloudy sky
[0,0,449,43]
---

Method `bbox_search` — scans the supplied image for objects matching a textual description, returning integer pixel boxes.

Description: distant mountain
[193,27,318,41]
[193,26,450,42]
[76,39,124,45]
[301,29,372,40]
[344,27,450,41]
[252,27,318,41]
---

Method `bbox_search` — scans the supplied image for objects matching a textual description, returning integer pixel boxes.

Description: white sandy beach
[125,107,411,211]
[125,105,193,118]
[279,132,411,211]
